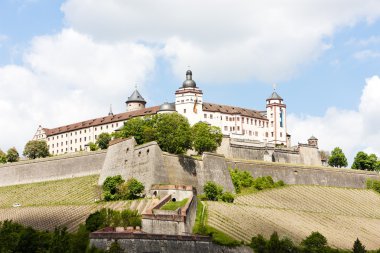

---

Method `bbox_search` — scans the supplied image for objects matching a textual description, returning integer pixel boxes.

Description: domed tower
[125,89,146,112]
[175,69,203,125]
[266,88,287,146]
[157,102,176,114]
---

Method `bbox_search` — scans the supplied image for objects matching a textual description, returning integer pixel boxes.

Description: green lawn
[161,198,188,211]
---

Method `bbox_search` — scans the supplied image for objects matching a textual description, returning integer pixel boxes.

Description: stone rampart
[227,159,380,189]
[0,150,106,187]
[89,233,252,253]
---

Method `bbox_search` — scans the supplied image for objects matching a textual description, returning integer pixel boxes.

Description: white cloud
[288,75,380,164]
[61,0,380,83]
[0,29,155,153]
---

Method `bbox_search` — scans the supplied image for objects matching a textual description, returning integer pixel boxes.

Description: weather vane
[272,83,277,91]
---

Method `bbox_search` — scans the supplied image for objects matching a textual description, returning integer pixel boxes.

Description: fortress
[31,69,322,161]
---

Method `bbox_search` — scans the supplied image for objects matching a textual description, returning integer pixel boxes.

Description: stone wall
[0,150,106,187]
[89,233,252,253]
[227,159,380,189]
[217,137,322,166]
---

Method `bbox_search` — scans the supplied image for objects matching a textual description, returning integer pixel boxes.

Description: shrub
[85,209,106,232]
[88,142,99,151]
[221,192,234,203]
[366,179,380,194]
[102,175,125,200]
[118,178,145,200]
[23,140,49,159]
[203,181,223,201]
[96,133,112,150]
[301,231,328,253]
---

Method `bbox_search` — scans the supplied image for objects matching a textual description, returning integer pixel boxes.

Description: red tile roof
[43,106,160,136]
[202,102,267,120]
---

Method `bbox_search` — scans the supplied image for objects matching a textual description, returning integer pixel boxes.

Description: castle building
[33,70,289,155]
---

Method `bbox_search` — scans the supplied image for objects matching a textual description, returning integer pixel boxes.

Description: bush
[366,179,380,194]
[23,140,49,159]
[203,181,223,201]
[88,142,99,151]
[221,192,234,203]
[102,175,125,201]
[85,210,106,232]
[229,168,285,193]
[96,133,112,150]
[118,178,145,200]
[301,231,328,253]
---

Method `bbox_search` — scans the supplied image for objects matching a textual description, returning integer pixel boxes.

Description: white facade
[33,70,288,155]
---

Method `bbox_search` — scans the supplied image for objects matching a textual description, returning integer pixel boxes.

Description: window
[225,116,228,120]
[57,143,59,147]
[204,114,207,118]
[255,131,258,136]
[237,117,239,121]
[251,119,253,125]
[57,136,59,139]
[237,126,240,131]
[70,140,72,144]
[95,135,97,140]
[84,137,86,141]
[230,127,232,131]
[271,113,273,118]
[184,109,186,113]
[271,132,274,137]
[101,126,103,130]
[48,137,50,141]
[70,133,72,136]
[116,123,118,127]
[75,132,77,135]
[210,114,213,119]
[271,121,274,127]
[242,117,244,122]
[224,126,228,131]
[61,142,63,146]
[247,118,249,124]
[52,144,54,148]
[280,132,283,137]
[79,138,82,142]
[249,131,252,135]
[266,122,268,127]
[75,139,77,143]
[265,132,268,137]
[95,127,97,131]
[255,120,257,126]
[84,130,86,133]
[89,136,91,140]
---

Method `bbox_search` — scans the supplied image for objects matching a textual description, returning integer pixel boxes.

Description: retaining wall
[227,159,380,189]
[89,233,252,253]
[0,150,106,187]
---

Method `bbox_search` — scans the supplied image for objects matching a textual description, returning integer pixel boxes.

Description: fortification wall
[227,159,380,189]
[89,234,252,253]
[217,137,322,166]
[0,150,106,187]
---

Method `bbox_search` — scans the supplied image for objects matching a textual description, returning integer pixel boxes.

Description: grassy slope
[206,185,380,250]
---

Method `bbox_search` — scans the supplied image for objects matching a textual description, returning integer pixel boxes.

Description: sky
[1,0,380,165]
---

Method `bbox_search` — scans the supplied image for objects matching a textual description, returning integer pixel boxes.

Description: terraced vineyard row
[206,185,380,250]
[0,175,100,208]
[0,199,157,232]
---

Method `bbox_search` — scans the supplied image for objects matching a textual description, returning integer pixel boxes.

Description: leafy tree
[352,151,380,171]
[70,224,90,253]
[250,234,267,253]
[328,147,348,168]
[49,226,70,253]
[0,149,6,164]
[114,117,157,145]
[88,142,99,151]
[192,122,223,154]
[85,209,106,232]
[117,178,145,200]
[301,231,328,253]
[203,181,223,201]
[102,175,125,201]
[23,140,49,159]
[96,133,112,150]
[352,238,366,253]
[6,147,19,163]
[154,113,192,154]
[366,179,380,194]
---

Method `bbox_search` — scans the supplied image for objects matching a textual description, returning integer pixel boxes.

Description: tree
[154,113,192,154]
[96,133,112,150]
[114,117,156,145]
[117,178,145,200]
[192,122,223,154]
[0,149,6,164]
[108,241,123,253]
[328,147,348,168]
[352,151,380,171]
[6,147,19,163]
[102,175,125,201]
[49,226,70,253]
[23,140,49,159]
[301,231,328,253]
[203,181,223,201]
[352,238,366,253]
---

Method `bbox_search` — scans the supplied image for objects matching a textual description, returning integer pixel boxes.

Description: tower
[125,89,146,112]
[175,70,203,125]
[266,88,287,146]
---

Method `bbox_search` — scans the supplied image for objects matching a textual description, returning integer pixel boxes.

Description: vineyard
[0,175,157,232]
[206,185,380,250]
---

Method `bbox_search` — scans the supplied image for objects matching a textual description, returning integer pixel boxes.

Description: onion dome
[182,70,197,88]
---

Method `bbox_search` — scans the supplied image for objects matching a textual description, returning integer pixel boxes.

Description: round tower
[125,89,146,112]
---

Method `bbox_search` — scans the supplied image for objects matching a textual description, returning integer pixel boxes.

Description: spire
[267,84,283,101]
[126,89,147,104]
[108,104,113,116]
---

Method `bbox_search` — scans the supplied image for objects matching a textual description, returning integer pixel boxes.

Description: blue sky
[1,0,380,163]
